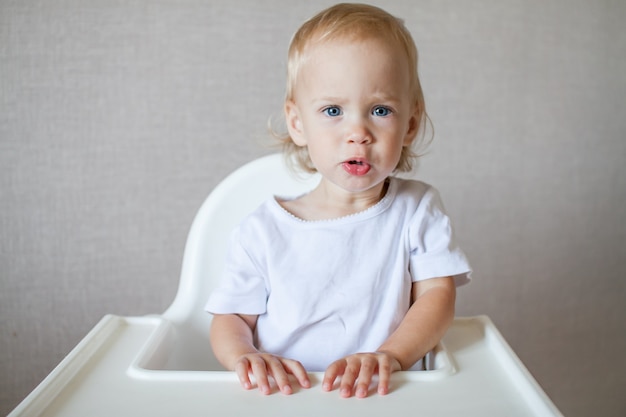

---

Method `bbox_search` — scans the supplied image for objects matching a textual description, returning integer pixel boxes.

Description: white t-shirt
[205,177,471,371]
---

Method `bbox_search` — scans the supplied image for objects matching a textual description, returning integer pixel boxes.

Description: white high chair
[9,154,563,416]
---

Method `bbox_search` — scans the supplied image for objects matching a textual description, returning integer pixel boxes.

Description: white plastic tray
[9,315,562,417]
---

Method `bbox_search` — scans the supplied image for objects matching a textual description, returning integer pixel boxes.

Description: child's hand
[322,351,402,398]
[234,352,311,395]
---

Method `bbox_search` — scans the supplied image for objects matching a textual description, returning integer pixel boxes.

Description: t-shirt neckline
[271,177,398,224]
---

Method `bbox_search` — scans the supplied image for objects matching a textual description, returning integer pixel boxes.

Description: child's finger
[234,357,254,390]
[283,359,311,388]
[375,351,401,395]
[338,362,359,398]
[354,358,377,398]
[322,359,346,392]
[376,359,392,395]
[265,356,293,395]
[249,356,272,394]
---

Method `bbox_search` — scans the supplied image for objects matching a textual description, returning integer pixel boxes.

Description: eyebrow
[310,96,344,104]
[310,93,402,105]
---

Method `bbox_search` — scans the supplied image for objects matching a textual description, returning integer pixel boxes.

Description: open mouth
[342,159,371,176]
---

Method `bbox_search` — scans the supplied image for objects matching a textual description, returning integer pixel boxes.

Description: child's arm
[210,313,311,394]
[322,276,456,398]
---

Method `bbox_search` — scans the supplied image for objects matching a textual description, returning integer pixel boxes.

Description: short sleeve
[408,187,471,287]
[204,226,268,315]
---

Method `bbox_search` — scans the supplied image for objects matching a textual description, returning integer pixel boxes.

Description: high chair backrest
[163,153,320,331]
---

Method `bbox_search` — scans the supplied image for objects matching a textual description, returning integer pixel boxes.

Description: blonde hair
[277,3,430,173]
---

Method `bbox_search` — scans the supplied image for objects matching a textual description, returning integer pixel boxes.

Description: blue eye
[373,106,392,117]
[323,106,342,117]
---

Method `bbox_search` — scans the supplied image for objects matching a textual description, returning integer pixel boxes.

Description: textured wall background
[1,0,625,416]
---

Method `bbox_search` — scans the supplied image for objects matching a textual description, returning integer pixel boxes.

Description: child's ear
[285,100,307,146]
[403,103,421,146]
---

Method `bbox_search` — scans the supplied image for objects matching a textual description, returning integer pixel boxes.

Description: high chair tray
[9,315,562,417]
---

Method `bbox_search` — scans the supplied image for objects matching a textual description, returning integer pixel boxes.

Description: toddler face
[285,37,418,195]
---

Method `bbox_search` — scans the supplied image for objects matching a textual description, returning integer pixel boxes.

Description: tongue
[342,161,371,176]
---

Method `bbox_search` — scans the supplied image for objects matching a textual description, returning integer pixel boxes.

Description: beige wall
[1,1,625,415]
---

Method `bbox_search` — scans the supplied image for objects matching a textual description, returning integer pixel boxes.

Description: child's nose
[346,121,372,144]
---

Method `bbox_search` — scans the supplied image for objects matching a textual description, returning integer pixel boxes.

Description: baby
[206,3,471,398]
